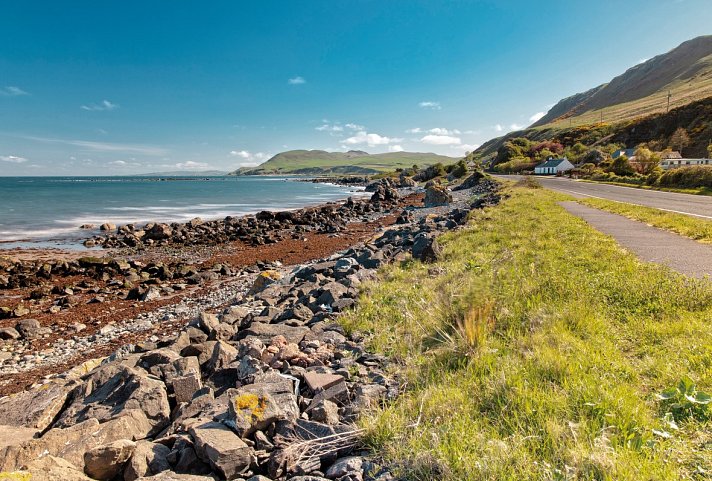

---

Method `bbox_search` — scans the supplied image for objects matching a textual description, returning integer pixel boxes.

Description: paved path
[496,175,712,219]
[560,202,712,279]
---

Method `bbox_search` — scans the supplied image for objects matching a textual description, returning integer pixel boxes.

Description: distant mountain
[533,35,712,127]
[228,150,457,176]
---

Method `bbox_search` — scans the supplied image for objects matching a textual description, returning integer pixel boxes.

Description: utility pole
[667,90,672,113]
[600,111,603,123]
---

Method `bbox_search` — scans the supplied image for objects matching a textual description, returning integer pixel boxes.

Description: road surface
[496,175,712,219]
[560,202,712,279]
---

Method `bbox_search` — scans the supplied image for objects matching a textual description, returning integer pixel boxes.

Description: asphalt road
[496,175,712,219]
[560,202,712,279]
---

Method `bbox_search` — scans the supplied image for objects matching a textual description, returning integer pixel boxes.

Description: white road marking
[554,188,712,220]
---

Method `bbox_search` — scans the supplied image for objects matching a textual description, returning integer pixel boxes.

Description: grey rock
[236,323,310,345]
[189,419,254,479]
[83,439,136,481]
[325,456,364,479]
[123,440,171,481]
[56,364,170,436]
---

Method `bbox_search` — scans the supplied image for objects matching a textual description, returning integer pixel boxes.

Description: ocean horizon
[0,175,366,248]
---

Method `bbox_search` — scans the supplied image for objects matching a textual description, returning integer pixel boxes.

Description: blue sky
[1,0,710,175]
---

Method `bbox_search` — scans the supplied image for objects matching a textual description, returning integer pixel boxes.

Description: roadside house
[660,158,712,170]
[612,148,636,160]
[534,157,575,175]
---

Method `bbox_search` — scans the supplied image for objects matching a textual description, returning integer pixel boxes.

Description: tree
[581,148,608,165]
[633,147,661,175]
[707,143,712,159]
[669,127,691,153]
[606,155,635,176]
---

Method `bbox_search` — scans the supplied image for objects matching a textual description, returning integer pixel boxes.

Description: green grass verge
[341,183,712,480]
[578,197,712,244]
[579,178,712,197]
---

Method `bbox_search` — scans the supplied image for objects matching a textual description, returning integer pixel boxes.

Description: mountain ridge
[532,35,712,127]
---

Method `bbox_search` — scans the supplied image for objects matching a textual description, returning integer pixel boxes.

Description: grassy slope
[578,197,712,244]
[342,183,712,480]
[540,72,712,129]
[231,151,457,175]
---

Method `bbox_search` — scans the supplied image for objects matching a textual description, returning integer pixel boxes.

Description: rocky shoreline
[0,175,499,481]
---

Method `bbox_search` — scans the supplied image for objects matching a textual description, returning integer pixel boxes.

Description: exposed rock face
[424,184,453,207]
[453,170,485,191]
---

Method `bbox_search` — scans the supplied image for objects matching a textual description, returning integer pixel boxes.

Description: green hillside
[475,36,712,161]
[228,150,457,176]
[534,35,712,128]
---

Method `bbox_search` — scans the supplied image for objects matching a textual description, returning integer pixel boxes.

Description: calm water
[0,176,366,248]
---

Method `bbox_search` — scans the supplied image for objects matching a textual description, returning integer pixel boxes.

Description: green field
[228,150,457,175]
[341,182,712,480]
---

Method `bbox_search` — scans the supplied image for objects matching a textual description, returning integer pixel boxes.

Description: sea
[0,176,367,249]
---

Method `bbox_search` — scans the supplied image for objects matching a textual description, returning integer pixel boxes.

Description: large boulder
[55,364,170,436]
[0,379,75,431]
[411,233,442,263]
[188,419,254,479]
[0,412,153,472]
[19,455,94,481]
[227,376,299,437]
[235,323,310,345]
[83,439,136,481]
[424,184,452,207]
[123,440,171,481]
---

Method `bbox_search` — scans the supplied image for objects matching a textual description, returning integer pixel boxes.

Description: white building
[660,158,712,170]
[534,157,575,175]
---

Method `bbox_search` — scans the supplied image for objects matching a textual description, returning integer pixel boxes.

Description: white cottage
[534,157,574,175]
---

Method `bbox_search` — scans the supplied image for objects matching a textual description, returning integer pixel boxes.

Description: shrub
[414,163,447,181]
[449,160,468,179]
[659,166,712,188]
[606,155,635,176]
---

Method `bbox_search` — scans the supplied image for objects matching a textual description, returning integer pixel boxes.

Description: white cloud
[405,127,422,134]
[0,155,27,163]
[494,124,503,132]
[175,160,209,170]
[428,127,461,135]
[419,101,441,110]
[81,100,119,111]
[510,123,524,131]
[288,76,306,85]
[343,131,401,147]
[0,86,29,97]
[19,135,167,156]
[344,123,364,130]
[420,134,461,145]
[388,145,404,152]
[109,159,141,167]
[461,143,480,151]
[316,123,344,132]
[230,150,269,166]
[529,112,546,123]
